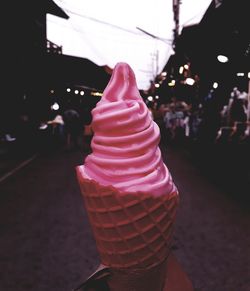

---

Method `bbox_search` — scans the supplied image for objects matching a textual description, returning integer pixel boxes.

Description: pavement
[0,139,249,291]
[165,145,250,291]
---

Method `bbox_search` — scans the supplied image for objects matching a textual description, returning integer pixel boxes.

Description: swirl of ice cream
[81,63,177,196]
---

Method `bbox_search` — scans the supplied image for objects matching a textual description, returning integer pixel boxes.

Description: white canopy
[47,0,212,90]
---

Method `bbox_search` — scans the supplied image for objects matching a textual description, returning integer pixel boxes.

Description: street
[0,146,249,291]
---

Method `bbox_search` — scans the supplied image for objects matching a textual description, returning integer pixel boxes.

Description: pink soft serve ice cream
[80,62,177,196]
[76,62,185,291]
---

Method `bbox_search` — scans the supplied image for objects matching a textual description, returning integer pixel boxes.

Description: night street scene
[0,1,249,291]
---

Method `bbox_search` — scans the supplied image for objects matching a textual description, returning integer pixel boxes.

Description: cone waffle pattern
[77,166,179,270]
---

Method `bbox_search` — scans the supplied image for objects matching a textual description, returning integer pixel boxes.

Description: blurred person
[163,98,189,144]
[225,87,241,126]
[220,104,229,126]
[229,94,247,143]
[63,108,81,150]
[230,122,247,143]
[239,92,248,117]
[183,111,190,138]
[189,104,203,140]
[164,104,177,141]
[158,104,170,145]
[148,102,162,125]
[216,89,247,144]
[230,86,241,99]
[229,95,247,125]
[47,114,65,146]
[159,103,169,116]
[174,104,186,144]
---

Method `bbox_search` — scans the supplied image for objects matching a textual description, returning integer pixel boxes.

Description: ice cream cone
[75,62,193,291]
[76,166,179,290]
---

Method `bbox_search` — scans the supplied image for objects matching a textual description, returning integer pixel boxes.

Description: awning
[47,0,212,90]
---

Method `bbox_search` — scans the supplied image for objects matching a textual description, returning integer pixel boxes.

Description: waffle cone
[76,166,179,270]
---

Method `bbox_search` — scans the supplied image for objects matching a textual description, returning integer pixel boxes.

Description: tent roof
[47,0,212,90]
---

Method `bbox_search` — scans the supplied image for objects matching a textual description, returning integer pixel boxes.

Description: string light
[217,55,229,63]
[213,82,218,89]
[168,80,175,87]
[51,102,59,111]
[91,92,103,96]
[185,78,195,86]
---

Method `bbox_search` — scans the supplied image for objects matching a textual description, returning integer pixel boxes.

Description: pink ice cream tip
[81,62,177,196]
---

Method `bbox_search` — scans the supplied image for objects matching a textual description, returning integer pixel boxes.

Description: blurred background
[0,1,249,290]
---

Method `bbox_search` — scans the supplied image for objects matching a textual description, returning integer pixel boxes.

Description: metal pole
[172,0,180,49]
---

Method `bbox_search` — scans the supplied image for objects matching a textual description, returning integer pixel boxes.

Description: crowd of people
[216,87,249,144]
[1,86,249,156]
[147,87,249,198]
[148,87,250,147]
[37,107,93,153]
[0,106,94,158]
